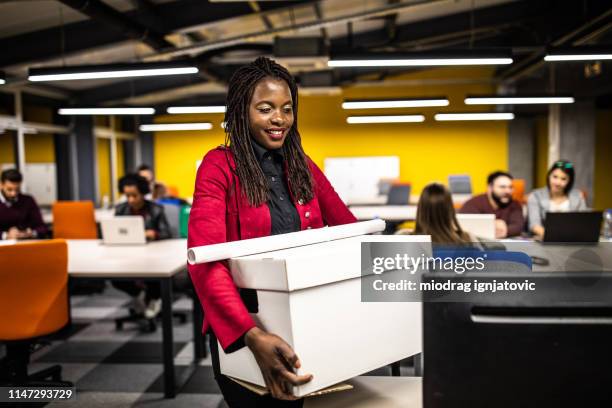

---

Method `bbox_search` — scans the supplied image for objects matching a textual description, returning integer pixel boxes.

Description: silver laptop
[101,216,147,245]
[456,213,496,240]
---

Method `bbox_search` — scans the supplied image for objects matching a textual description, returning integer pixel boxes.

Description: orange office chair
[0,240,71,386]
[52,201,97,239]
[512,179,526,204]
[166,185,180,198]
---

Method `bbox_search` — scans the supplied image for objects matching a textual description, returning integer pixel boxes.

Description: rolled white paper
[187,219,385,265]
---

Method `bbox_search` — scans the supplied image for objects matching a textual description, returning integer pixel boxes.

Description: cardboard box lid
[229,235,431,291]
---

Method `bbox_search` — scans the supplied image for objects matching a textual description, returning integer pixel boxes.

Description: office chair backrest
[387,183,411,205]
[0,240,69,340]
[512,179,526,204]
[448,175,472,195]
[52,200,97,239]
[179,205,191,238]
[161,203,180,238]
[433,248,532,273]
[166,185,180,197]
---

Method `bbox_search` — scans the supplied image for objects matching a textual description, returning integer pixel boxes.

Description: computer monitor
[448,175,472,195]
[543,211,603,243]
[423,272,612,408]
[386,184,411,205]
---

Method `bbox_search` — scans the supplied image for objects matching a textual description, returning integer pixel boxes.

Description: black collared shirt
[251,139,301,235]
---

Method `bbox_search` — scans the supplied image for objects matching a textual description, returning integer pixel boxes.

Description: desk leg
[161,278,176,398]
[414,353,423,377]
[192,291,205,361]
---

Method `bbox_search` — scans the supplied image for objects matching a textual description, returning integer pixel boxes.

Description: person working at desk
[413,183,471,244]
[188,57,356,406]
[137,164,155,200]
[459,171,524,238]
[112,174,171,319]
[527,160,586,239]
[0,169,47,240]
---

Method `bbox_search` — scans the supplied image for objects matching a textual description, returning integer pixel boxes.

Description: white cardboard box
[219,235,431,397]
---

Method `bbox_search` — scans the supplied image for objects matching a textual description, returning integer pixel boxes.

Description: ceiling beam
[0,0,307,68]
[56,0,173,50]
[499,3,612,82]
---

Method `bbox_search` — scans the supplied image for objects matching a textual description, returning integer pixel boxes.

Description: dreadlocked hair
[224,56,314,207]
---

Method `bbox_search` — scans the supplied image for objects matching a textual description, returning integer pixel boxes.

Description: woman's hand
[244,327,313,400]
[532,225,545,240]
[145,229,157,240]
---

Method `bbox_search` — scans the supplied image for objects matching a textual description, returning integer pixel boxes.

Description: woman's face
[549,168,569,194]
[248,77,294,150]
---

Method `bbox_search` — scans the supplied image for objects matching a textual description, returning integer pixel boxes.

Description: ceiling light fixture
[342,98,449,109]
[346,115,425,124]
[465,96,575,105]
[434,113,514,121]
[167,106,226,114]
[29,62,199,82]
[58,108,155,115]
[329,51,513,68]
[139,123,213,131]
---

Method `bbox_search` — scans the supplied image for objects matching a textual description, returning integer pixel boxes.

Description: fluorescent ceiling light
[58,108,155,115]
[342,98,449,109]
[347,115,425,124]
[465,96,574,105]
[139,123,213,132]
[167,106,226,114]
[544,46,612,62]
[29,63,199,82]
[435,113,514,121]
[329,57,512,67]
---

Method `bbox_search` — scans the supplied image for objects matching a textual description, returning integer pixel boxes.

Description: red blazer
[188,146,356,350]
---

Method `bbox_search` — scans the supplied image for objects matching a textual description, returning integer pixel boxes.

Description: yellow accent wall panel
[595,110,612,210]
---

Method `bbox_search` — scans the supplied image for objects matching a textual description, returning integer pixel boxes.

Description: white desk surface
[66,239,188,278]
[42,208,115,224]
[305,376,421,408]
[349,205,418,221]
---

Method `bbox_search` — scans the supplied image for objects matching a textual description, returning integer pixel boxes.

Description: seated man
[459,171,524,238]
[112,174,171,319]
[0,169,48,240]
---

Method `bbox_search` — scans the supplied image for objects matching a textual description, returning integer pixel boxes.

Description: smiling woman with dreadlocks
[187,57,356,406]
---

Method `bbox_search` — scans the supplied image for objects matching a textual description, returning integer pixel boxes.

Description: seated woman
[112,174,171,319]
[527,160,587,239]
[413,183,472,245]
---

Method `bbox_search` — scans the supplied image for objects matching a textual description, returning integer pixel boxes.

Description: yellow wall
[0,132,15,164]
[594,110,612,210]
[154,67,508,198]
[97,138,111,204]
[24,105,55,163]
[97,138,127,204]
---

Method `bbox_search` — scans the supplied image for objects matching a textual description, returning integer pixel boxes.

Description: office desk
[66,239,201,398]
[350,205,418,221]
[41,208,115,224]
[498,239,612,272]
[305,376,422,408]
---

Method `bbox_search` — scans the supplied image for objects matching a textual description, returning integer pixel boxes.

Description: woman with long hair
[414,183,471,245]
[188,57,356,406]
[528,160,587,239]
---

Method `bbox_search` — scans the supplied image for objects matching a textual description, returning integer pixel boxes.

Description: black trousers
[209,332,304,408]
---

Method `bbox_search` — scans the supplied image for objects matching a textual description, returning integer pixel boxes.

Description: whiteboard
[324,156,400,203]
[0,162,57,206]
